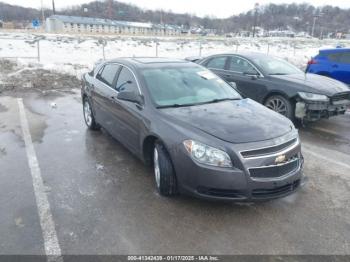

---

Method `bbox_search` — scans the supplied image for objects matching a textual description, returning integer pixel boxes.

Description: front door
[224,56,268,102]
[110,66,142,154]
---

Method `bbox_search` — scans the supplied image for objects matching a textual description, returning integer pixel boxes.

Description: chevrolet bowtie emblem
[275,155,287,164]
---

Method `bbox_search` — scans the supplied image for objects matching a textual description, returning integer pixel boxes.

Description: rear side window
[328,53,342,63]
[206,56,227,70]
[328,52,350,64]
[116,67,138,93]
[339,52,350,64]
[97,64,120,86]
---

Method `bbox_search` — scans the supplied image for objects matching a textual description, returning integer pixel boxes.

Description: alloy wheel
[153,147,161,188]
[265,97,287,116]
[84,100,92,126]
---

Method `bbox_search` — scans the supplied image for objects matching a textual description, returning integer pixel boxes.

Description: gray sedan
[81,57,304,201]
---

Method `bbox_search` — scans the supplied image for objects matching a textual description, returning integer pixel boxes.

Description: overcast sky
[5,0,350,18]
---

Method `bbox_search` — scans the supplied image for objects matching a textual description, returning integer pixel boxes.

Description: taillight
[307,59,317,65]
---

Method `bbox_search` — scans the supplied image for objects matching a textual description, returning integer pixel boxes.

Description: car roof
[107,57,191,69]
[203,52,271,60]
[319,48,350,53]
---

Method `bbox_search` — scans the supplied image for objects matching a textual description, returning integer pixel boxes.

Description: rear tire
[83,97,100,130]
[264,95,294,120]
[153,141,177,196]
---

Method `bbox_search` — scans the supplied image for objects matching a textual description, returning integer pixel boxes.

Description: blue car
[306,48,350,85]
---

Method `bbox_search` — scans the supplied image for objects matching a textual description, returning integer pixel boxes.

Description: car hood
[270,73,350,96]
[160,99,294,143]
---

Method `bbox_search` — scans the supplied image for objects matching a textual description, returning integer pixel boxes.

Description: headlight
[183,140,233,168]
[298,92,329,102]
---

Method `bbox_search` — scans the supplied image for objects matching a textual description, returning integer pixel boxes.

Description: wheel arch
[142,134,161,166]
[317,71,331,77]
[262,91,295,105]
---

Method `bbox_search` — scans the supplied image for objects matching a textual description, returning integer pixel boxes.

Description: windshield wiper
[269,73,288,75]
[156,98,240,109]
[202,98,240,104]
[156,103,197,109]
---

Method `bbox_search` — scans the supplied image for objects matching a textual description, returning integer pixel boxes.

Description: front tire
[83,97,100,130]
[264,95,294,120]
[153,142,177,196]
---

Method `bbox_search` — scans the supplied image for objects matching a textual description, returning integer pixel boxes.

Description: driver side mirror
[117,91,144,106]
[243,69,259,79]
[116,80,132,91]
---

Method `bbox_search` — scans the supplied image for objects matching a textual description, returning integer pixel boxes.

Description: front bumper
[171,132,304,201]
[295,99,350,122]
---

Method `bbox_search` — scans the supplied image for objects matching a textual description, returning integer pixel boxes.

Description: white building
[46,15,181,36]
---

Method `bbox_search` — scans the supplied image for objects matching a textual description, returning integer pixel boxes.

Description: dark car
[306,48,350,85]
[81,57,304,201]
[196,53,350,122]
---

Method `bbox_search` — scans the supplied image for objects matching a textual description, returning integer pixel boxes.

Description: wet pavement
[0,89,350,255]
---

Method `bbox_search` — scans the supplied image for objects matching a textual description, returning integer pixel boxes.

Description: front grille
[249,158,299,179]
[331,92,350,103]
[197,187,244,198]
[252,180,300,198]
[240,138,297,158]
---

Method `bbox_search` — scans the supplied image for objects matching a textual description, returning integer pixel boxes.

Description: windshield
[141,66,241,107]
[252,56,303,75]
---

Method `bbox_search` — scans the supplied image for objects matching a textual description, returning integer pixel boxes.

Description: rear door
[224,56,268,102]
[328,51,350,84]
[92,63,121,132]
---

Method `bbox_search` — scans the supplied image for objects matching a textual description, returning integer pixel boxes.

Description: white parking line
[302,143,350,171]
[17,98,63,262]
[309,126,339,136]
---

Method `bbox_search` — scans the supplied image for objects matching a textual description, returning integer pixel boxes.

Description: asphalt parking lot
[0,88,350,256]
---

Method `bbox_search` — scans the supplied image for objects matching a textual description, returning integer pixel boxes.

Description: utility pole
[108,0,113,19]
[311,16,317,37]
[252,3,259,37]
[41,0,45,28]
[52,0,56,15]
[311,12,322,37]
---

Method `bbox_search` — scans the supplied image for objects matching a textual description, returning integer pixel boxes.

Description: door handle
[110,96,119,103]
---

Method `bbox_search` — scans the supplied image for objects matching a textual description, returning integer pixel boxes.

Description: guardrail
[0,37,41,62]
[1,34,349,66]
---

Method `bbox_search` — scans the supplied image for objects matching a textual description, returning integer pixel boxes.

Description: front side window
[116,67,138,93]
[206,56,227,70]
[97,64,120,86]
[229,56,256,73]
[141,65,241,107]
